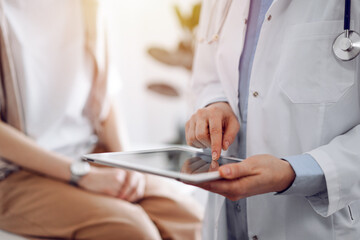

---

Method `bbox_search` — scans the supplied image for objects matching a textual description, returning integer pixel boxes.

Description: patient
[0,1,202,239]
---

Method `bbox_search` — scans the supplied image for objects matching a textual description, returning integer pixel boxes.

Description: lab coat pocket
[276,21,356,104]
[348,201,360,223]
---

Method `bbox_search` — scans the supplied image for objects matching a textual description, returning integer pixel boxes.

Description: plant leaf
[190,3,201,31]
[174,5,186,29]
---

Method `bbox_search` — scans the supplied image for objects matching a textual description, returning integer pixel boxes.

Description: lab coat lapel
[215,0,250,119]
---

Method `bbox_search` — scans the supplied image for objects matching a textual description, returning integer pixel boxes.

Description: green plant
[146,2,201,99]
[147,2,201,71]
[174,2,201,34]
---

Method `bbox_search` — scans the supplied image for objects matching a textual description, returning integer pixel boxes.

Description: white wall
[102,0,198,149]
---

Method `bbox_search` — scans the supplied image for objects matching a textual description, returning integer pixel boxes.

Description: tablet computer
[83,146,242,183]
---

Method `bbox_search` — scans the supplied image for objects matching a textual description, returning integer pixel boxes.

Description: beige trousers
[0,170,203,240]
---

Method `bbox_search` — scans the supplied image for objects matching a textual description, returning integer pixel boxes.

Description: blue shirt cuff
[278,154,327,197]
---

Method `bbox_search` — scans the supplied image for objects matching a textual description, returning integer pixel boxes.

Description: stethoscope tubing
[344,0,351,31]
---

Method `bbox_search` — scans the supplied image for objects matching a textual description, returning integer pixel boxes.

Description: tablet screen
[84,148,241,176]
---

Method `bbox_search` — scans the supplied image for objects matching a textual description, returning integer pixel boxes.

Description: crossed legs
[0,171,203,240]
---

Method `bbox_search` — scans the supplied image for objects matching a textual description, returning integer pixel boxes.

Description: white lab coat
[192,0,360,239]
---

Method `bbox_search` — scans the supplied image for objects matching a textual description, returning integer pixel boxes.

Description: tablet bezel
[82,146,242,183]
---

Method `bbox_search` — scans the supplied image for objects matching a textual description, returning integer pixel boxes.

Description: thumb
[219,162,252,179]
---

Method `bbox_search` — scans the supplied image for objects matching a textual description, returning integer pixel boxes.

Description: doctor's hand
[78,167,146,202]
[196,155,295,201]
[185,102,240,160]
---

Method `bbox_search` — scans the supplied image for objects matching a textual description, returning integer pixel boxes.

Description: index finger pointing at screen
[209,117,223,161]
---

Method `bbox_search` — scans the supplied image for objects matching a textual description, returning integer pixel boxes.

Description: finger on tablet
[209,117,223,161]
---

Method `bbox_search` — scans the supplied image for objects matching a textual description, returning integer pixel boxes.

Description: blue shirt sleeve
[278,154,328,198]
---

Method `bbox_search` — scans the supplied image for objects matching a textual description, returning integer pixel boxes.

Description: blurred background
[0,1,206,239]
[101,0,201,150]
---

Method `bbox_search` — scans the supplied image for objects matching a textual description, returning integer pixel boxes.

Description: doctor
[186,0,360,239]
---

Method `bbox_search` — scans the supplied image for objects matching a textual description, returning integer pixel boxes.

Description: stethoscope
[201,0,360,62]
[333,0,360,61]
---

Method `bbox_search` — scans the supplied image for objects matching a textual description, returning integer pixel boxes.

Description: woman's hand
[78,167,146,202]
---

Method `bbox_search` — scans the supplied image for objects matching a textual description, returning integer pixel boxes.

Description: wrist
[69,160,91,186]
[278,160,296,192]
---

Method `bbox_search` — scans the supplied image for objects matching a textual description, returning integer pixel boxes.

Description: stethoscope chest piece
[333,0,360,61]
[333,30,360,61]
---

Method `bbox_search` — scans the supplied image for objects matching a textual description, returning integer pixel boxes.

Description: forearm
[0,120,72,181]
[97,101,122,152]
